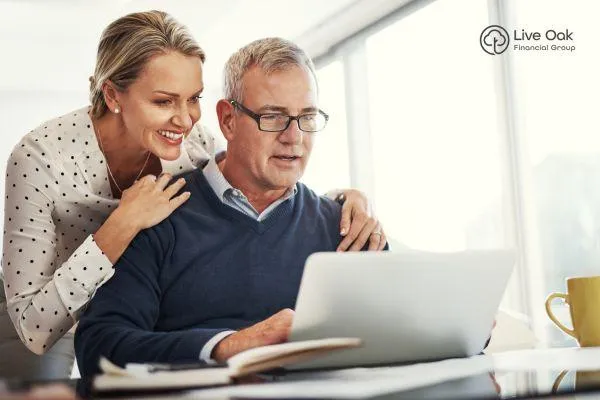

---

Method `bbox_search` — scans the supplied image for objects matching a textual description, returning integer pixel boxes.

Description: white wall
[0,0,404,208]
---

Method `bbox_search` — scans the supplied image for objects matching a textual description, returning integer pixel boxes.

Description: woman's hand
[94,173,190,263]
[336,189,387,252]
[117,173,191,230]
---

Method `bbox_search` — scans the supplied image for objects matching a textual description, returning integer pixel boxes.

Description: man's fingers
[256,309,294,343]
[214,309,295,362]
[348,217,378,251]
[276,308,295,336]
[276,308,295,318]
[260,308,295,327]
[270,308,295,328]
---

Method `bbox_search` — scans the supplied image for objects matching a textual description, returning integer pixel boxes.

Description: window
[302,60,351,195]
[366,0,507,252]
[311,0,526,317]
[309,0,600,344]
[509,0,600,346]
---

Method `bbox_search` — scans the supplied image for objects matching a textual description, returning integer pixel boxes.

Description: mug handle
[545,292,576,338]
[551,370,570,394]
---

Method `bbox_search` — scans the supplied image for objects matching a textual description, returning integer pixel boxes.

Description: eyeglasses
[230,100,329,133]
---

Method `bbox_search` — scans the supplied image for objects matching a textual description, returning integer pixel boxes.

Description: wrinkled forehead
[240,65,319,107]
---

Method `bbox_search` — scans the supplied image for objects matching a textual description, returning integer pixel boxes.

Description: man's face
[229,65,318,191]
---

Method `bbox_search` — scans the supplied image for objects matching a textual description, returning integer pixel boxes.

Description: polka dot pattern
[1,106,219,354]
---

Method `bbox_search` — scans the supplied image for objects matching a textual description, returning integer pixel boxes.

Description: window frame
[311,0,533,328]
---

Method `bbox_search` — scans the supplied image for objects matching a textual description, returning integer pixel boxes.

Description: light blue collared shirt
[202,156,297,221]
[198,157,298,362]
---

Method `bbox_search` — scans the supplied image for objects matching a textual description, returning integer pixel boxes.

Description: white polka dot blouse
[1,106,218,354]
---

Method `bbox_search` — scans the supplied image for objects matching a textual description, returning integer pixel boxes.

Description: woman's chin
[150,132,185,161]
[153,147,182,162]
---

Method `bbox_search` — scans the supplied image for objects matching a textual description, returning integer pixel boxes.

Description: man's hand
[212,308,295,363]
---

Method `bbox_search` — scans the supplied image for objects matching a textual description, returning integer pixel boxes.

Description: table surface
[6,347,600,399]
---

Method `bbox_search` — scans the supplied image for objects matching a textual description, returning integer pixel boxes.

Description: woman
[0,10,386,379]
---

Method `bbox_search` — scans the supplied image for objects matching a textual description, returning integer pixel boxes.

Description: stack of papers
[187,356,494,399]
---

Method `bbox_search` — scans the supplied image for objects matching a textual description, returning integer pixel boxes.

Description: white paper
[184,355,493,399]
[227,337,361,371]
[492,346,600,372]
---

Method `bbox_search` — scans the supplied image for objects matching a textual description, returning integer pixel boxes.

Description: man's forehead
[256,104,318,113]
[242,66,318,106]
[243,65,315,87]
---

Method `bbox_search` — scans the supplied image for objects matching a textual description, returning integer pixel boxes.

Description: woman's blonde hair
[89,10,205,119]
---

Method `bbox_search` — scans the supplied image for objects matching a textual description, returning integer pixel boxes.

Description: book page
[228,337,361,375]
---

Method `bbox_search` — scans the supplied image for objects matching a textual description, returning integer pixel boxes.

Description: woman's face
[114,51,204,161]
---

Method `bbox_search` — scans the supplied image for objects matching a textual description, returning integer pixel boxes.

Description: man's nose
[279,119,303,144]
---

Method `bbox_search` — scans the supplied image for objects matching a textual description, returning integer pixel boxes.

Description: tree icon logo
[480,25,510,55]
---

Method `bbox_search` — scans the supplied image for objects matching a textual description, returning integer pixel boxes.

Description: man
[75,37,387,377]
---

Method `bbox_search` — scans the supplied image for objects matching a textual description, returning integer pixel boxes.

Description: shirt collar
[203,156,234,202]
[202,157,298,202]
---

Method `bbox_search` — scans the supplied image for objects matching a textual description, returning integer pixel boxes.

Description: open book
[94,337,361,393]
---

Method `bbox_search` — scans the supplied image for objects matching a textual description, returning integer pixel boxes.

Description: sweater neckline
[191,170,296,234]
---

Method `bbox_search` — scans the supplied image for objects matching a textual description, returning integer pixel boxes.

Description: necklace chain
[95,126,151,195]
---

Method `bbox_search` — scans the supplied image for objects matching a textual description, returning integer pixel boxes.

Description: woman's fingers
[154,173,172,191]
[134,174,156,187]
[163,177,187,198]
[133,174,186,200]
[169,191,191,210]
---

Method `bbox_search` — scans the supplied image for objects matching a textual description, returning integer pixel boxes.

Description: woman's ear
[102,80,122,114]
[216,99,236,141]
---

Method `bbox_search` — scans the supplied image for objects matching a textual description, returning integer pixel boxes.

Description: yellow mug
[545,276,600,347]
[552,370,600,393]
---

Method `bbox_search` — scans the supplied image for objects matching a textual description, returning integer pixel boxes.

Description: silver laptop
[289,250,515,369]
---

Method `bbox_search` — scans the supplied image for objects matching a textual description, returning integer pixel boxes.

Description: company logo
[480,25,510,55]
[480,25,576,54]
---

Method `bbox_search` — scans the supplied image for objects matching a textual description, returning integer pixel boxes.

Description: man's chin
[265,176,300,191]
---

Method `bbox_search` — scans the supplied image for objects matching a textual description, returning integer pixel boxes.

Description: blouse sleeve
[2,141,113,355]
[184,123,225,167]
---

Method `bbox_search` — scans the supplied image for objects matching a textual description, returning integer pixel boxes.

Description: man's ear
[102,80,122,113]
[216,99,236,141]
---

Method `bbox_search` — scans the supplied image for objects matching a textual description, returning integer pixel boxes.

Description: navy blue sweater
[75,170,344,377]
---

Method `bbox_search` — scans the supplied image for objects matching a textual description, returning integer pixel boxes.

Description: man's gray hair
[223,37,318,101]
